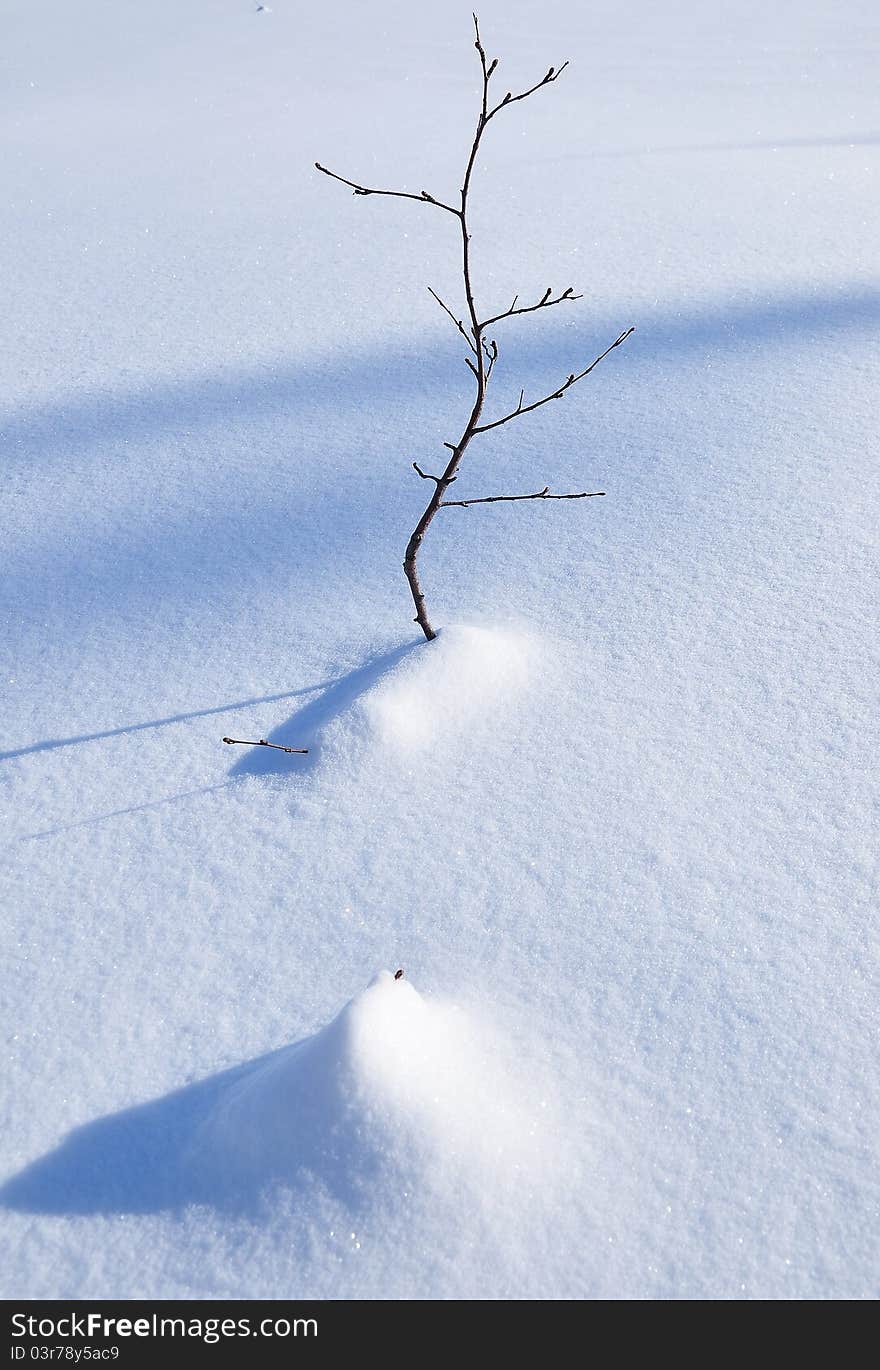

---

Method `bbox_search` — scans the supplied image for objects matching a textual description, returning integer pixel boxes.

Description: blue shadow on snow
[0,1041,372,1217]
[226,639,423,778]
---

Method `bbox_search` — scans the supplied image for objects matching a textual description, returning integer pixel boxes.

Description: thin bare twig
[480,285,582,330]
[487,63,570,120]
[427,286,479,355]
[484,337,498,383]
[472,15,570,120]
[441,486,605,508]
[314,162,460,217]
[474,328,635,434]
[413,461,456,486]
[222,736,308,755]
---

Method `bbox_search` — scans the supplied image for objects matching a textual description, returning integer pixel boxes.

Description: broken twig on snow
[222,736,308,754]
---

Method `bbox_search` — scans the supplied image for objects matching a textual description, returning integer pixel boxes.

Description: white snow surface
[1,0,878,1299]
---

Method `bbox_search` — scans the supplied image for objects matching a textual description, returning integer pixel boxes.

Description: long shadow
[629,287,880,354]
[0,1056,274,1216]
[15,642,424,837]
[22,784,233,842]
[0,1040,368,1217]
[4,284,878,648]
[1,349,450,471]
[0,685,334,763]
[4,285,879,475]
[228,639,423,778]
[554,130,880,160]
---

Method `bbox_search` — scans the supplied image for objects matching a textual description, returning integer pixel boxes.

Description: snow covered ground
[1,0,878,1298]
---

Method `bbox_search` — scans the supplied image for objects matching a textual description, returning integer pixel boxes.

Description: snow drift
[227,624,533,776]
[191,970,552,1207]
[361,626,532,755]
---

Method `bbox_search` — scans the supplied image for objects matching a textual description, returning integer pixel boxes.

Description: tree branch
[480,285,582,330]
[473,12,569,123]
[441,486,604,508]
[427,286,479,355]
[413,461,456,485]
[487,64,569,120]
[483,337,498,383]
[474,327,634,433]
[472,14,494,90]
[314,162,460,217]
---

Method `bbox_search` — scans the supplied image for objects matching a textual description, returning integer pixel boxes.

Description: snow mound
[190,972,552,1206]
[362,625,532,754]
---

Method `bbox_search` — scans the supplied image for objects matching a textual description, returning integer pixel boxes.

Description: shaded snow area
[1,0,878,1298]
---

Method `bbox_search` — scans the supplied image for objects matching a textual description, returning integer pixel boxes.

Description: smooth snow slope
[1,0,878,1298]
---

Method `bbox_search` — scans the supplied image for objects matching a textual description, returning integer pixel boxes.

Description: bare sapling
[317,15,633,641]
